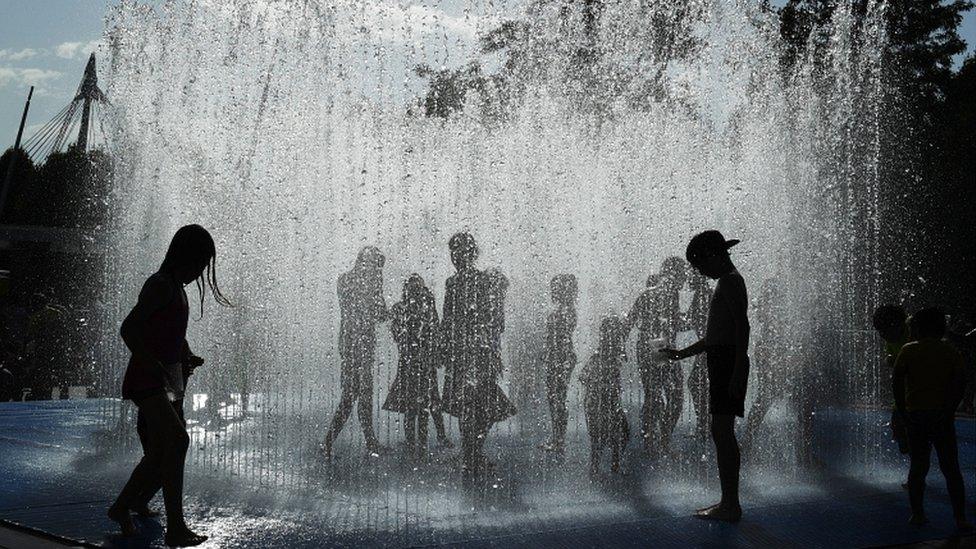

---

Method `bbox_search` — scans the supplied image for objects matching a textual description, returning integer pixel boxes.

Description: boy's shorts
[707,346,746,417]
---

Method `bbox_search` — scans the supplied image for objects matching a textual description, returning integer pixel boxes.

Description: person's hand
[189,355,205,368]
[659,348,683,361]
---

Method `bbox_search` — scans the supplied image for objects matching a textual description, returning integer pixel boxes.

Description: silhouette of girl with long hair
[109,224,230,547]
[540,274,578,452]
[384,274,440,460]
[439,233,515,476]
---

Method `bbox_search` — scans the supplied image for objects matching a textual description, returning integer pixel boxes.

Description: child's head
[685,230,739,279]
[872,304,907,342]
[161,224,230,312]
[355,246,385,272]
[449,232,478,270]
[550,274,578,306]
[403,273,426,302]
[908,307,946,340]
[660,256,687,288]
[598,315,626,358]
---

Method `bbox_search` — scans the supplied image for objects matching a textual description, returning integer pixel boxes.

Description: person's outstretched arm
[120,276,171,378]
[660,338,708,360]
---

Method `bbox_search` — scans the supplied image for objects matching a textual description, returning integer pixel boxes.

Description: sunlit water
[90,0,892,536]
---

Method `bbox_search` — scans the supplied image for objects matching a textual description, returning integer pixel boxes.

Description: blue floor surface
[0,399,973,548]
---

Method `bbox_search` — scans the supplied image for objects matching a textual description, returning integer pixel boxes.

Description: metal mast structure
[21,53,109,161]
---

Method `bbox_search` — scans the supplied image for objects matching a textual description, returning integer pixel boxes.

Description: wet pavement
[0,399,973,548]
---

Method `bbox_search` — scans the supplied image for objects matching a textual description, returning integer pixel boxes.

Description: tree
[780,0,974,307]
[0,148,38,225]
[414,1,710,122]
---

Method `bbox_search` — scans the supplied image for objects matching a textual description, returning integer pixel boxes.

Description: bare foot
[107,506,137,537]
[165,526,208,547]
[696,505,742,523]
[696,502,722,514]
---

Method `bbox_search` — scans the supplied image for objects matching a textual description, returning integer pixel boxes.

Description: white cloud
[0,67,62,89]
[55,39,104,60]
[0,48,39,61]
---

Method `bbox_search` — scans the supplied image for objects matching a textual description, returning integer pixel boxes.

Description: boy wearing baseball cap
[662,230,749,522]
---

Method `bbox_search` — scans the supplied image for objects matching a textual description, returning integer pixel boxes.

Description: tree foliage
[0,147,113,229]
[781,0,974,310]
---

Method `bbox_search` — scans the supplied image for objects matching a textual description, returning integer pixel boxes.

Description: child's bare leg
[323,384,356,458]
[416,411,429,458]
[431,409,448,442]
[697,414,742,522]
[404,411,417,452]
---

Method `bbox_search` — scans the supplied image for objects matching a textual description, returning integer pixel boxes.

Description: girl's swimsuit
[121,272,189,401]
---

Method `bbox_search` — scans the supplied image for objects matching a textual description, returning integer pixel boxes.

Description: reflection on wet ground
[0,399,972,548]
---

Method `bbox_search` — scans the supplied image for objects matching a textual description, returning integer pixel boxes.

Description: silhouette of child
[384,274,440,460]
[541,274,578,452]
[893,307,972,531]
[873,304,910,456]
[323,247,389,459]
[109,224,230,547]
[439,234,515,476]
[662,230,749,523]
[581,315,630,476]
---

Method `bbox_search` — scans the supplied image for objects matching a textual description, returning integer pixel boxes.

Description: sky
[1,0,975,151]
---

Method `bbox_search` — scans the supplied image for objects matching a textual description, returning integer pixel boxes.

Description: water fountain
[91,0,892,544]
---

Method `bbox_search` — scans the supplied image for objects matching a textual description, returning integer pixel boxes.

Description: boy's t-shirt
[705,270,748,348]
[893,338,964,411]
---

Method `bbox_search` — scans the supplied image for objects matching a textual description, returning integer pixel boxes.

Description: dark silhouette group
[106,224,972,546]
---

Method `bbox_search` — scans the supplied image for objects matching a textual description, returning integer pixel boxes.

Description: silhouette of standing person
[581,315,630,475]
[626,257,686,455]
[439,233,516,476]
[893,307,972,530]
[323,246,389,458]
[741,280,786,455]
[662,231,749,523]
[109,224,230,547]
[541,274,578,452]
[686,270,713,441]
[383,274,440,460]
[873,304,911,457]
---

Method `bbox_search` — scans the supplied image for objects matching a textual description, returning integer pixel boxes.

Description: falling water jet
[96,0,890,541]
